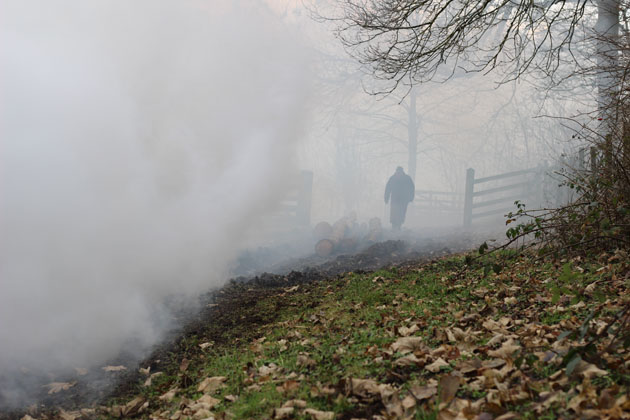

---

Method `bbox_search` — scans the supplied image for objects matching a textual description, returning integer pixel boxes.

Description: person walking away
[384,166,415,230]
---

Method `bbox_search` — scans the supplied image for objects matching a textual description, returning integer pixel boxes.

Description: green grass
[96,250,629,420]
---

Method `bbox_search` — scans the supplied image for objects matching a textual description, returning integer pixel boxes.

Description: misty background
[0,0,588,403]
[0,0,308,377]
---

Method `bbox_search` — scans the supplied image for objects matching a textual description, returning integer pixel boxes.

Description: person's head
[395,166,404,174]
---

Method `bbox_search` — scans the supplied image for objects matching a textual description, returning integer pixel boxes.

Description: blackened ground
[0,231,489,419]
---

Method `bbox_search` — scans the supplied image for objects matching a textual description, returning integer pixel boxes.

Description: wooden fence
[273,170,313,227]
[412,148,595,228]
[414,190,463,213]
[462,166,544,227]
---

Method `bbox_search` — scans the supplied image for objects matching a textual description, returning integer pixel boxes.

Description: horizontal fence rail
[414,190,464,213]
[463,166,543,227]
[268,170,313,227]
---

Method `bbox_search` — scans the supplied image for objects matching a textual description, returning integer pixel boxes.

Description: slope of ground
[14,247,630,420]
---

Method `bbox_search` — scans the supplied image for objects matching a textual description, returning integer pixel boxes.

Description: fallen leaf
[122,396,146,416]
[159,388,179,402]
[58,409,81,420]
[199,342,213,350]
[144,371,162,387]
[179,358,190,372]
[574,361,609,379]
[197,376,227,394]
[259,363,280,376]
[283,399,307,408]
[347,378,381,398]
[297,354,316,367]
[304,408,335,420]
[458,358,482,374]
[394,354,422,366]
[197,394,221,406]
[391,336,424,353]
[279,380,300,393]
[102,365,127,372]
[273,407,294,419]
[425,357,449,373]
[383,393,404,417]
[401,394,416,410]
[495,413,519,420]
[438,374,460,405]
[399,324,420,336]
[278,339,288,351]
[598,388,616,409]
[487,338,521,359]
[409,384,437,401]
[486,333,505,347]
[44,382,76,394]
[74,368,88,376]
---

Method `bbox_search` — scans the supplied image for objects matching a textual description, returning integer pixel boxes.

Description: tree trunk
[596,0,620,176]
[407,87,418,182]
[596,0,620,120]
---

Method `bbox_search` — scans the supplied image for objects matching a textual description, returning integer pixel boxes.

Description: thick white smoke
[0,0,307,376]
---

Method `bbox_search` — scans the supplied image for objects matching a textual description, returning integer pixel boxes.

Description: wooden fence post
[463,168,475,228]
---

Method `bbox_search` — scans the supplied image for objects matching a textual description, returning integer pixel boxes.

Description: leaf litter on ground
[18,249,630,419]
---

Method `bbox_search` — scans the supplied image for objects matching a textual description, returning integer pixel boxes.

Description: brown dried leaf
[438,375,460,405]
[158,387,179,402]
[304,408,335,420]
[179,358,190,372]
[402,394,416,410]
[391,336,424,354]
[458,358,482,374]
[44,381,76,394]
[383,393,404,417]
[297,354,316,368]
[280,380,300,393]
[487,338,520,360]
[494,413,519,420]
[273,407,294,419]
[122,396,146,417]
[347,378,380,398]
[282,399,307,408]
[394,354,422,367]
[425,357,449,373]
[574,361,609,379]
[398,324,420,337]
[197,394,221,408]
[192,408,213,420]
[197,376,227,394]
[409,384,437,401]
[74,368,88,376]
[259,363,280,376]
[102,365,127,372]
[58,409,81,420]
[143,371,162,387]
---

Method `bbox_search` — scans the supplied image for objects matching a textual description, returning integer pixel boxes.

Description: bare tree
[327,0,609,92]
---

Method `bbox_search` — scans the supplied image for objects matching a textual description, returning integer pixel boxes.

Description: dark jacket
[384,172,415,204]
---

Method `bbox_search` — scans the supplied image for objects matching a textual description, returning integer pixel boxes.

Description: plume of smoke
[0,0,307,386]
